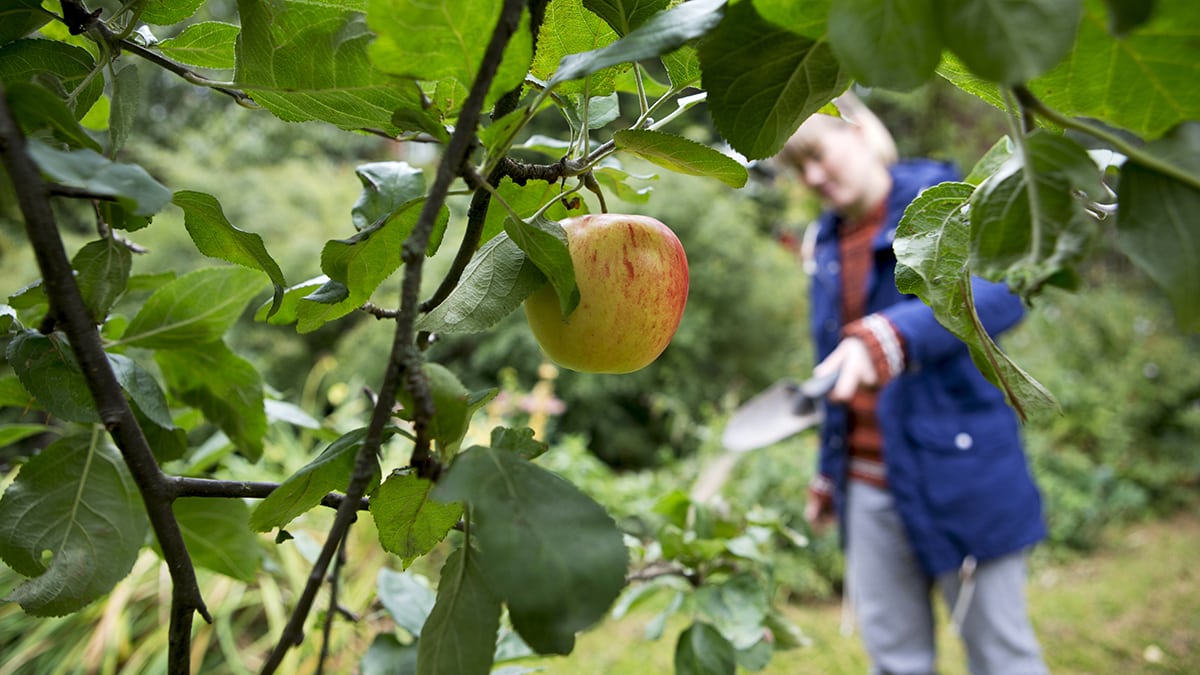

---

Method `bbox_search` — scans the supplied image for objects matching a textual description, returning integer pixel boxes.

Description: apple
[524,213,689,374]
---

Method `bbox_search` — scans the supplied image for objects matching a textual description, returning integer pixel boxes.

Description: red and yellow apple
[524,213,689,374]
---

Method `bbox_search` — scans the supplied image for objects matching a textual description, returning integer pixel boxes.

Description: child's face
[788,119,884,216]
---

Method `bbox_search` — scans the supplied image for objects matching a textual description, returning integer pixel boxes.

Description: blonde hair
[780,92,899,169]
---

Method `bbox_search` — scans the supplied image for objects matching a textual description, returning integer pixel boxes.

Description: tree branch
[0,82,210,675]
[168,476,370,511]
[259,2,528,670]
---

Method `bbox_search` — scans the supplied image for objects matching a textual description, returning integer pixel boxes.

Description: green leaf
[969,130,1106,296]
[594,163,655,203]
[4,81,101,151]
[614,129,748,188]
[107,352,174,429]
[0,423,53,447]
[416,546,502,675]
[351,162,427,231]
[26,140,171,217]
[0,0,50,47]
[363,633,419,675]
[171,498,260,582]
[108,64,138,155]
[752,0,831,38]
[236,0,439,136]
[415,233,546,335]
[156,341,266,461]
[296,199,448,333]
[550,0,724,88]
[139,0,206,24]
[661,44,701,89]
[828,0,941,91]
[433,445,629,655]
[250,427,380,532]
[481,177,583,245]
[487,426,548,461]
[157,21,239,69]
[1116,121,1200,331]
[700,0,850,160]
[395,362,482,454]
[894,182,1057,421]
[254,275,328,326]
[964,136,1014,186]
[172,191,286,315]
[377,566,437,637]
[71,238,131,324]
[532,0,624,97]
[119,266,267,349]
[675,622,737,675]
[585,0,671,35]
[0,375,36,409]
[694,572,769,649]
[504,215,578,318]
[0,434,148,617]
[6,330,99,423]
[370,471,463,568]
[937,0,1082,85]
[0,38,103,118]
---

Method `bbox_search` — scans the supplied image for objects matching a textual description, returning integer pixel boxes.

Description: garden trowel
[691,370,838,503]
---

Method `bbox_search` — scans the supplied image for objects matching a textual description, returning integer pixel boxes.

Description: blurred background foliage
[2,34,1199,671]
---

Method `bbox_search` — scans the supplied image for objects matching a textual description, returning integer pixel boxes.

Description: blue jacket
[810,159,1046,577]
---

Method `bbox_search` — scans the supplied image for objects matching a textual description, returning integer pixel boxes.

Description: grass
[522,507,1200,674]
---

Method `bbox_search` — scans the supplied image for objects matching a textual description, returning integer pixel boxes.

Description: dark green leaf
[415,233,547,335]
[550,0,724,87]
[964,136,1014,186]
[139,0,206,24]
[1103,0,1155,36]
[433,445,628,655]
[26,140,171,217]
[969,130,1105,296]
[0,0,49,47]
[156,21,239,69]
[172,191,285,315]
[377,566,437,637]
[594,164,656,203]
[370,471,463,568]
[481,177,583,245]
[6,330,99,423]
[108,65,138,155]
[171,498,259,582]
[303,280,349,305]
[119,266,267,349]
[5,81,101,151]
[395,362,482,454]
[894,182,1057,421]
[237,1,437,135]
[700,0,850,160]
[71,238,131,323]
[585,0,670,35]
[504,215,578,317]
[675,622,736,675]
[614,129,747,187]
[352,162,426,231]
[132,403,188,463]
[752,0,831,38]
[98,202,152,232]
[7,278,45,310]
[250,427,374,531]
[416,546,502,675]
[937,0,1081,85]
[0,434,147,616]
[156,341,266,461]
[828,0,941,90]
[296,199,447,333]
[0,38,103,118]
[1117,121,1200,331]
[488,426,547,461]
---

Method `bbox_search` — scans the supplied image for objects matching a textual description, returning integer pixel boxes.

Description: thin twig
[0,82,210,675]
[258,2,528,670]
[168,476,370,511]
[315,536,349,675]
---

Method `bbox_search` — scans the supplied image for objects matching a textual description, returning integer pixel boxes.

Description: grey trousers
[845,481,1048,675]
